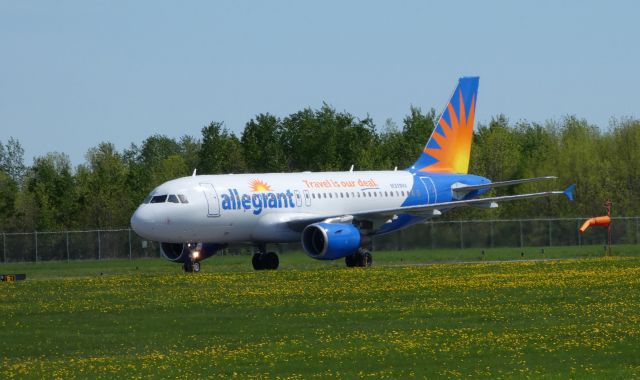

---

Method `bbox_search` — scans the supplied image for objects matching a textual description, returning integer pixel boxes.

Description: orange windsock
[579,216,611,233]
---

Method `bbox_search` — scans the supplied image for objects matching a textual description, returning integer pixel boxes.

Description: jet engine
[301,222,361,260]
[160,242,224,262]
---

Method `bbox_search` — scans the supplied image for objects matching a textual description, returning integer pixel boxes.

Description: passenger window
[384,191,388,197]
[151,195,167,203]
[329,193,333,199]
[340,193,344,198]
[178,194,189,204]
[168,194,179,203]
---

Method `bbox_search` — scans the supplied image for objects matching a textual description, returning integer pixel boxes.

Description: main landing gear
[345,248,373,268]
[252,244,279,270]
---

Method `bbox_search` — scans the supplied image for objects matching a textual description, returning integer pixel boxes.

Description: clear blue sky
[1,1,637,167]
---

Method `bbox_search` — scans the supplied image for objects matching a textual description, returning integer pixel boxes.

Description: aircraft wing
[357,184,576,218]
[284,184,575,231]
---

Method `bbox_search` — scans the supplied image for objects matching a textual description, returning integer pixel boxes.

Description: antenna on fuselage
[349,164,354,172]
[192,169,197,177]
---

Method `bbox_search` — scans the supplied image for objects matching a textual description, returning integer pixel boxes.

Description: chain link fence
[1,217,639,263]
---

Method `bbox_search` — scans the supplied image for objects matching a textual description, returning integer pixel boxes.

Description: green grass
[1,246,640,378]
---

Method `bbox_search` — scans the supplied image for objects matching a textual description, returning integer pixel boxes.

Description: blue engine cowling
[301,222,361,260]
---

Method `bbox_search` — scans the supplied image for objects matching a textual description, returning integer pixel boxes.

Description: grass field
[2,246,640,378]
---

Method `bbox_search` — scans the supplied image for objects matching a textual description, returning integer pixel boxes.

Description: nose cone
[131,206,157,240]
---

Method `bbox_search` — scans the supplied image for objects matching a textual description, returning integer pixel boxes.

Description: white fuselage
[130,170,462,245]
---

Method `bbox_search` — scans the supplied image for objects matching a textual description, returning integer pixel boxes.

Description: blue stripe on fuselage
[374,172,491,235]
[401,172,491,207]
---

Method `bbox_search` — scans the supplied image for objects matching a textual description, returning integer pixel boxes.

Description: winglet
[563,184,576,201]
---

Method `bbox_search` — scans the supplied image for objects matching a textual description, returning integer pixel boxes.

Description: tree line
[1,104,639,232]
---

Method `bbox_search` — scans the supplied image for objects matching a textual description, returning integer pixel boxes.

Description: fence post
[636,217,639,245]
[519,220,523,247]
[430,221,435,250]
[460,221,464,249]
[35,231,38,263]
[66,232,70,263]
[548,219,552,247]
[577,220,581,246]
[2,232,5,263]
[98,230,101,260]
[490,221,494,248]
[128,229,132,260]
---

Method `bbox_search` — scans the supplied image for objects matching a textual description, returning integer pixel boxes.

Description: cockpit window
[177,194,189,204]
[167,194,179,203]
[151,195,168,203]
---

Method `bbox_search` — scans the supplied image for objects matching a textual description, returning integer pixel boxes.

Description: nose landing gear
[183,260,201,273]
[183,244,201,272]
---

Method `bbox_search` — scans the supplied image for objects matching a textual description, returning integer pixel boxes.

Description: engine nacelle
[302,222,361,260]
[160,242,225,263]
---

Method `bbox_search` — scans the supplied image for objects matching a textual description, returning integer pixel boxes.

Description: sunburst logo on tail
[409,77,479,174]
[249,179,273,192]
[421,90,476,173]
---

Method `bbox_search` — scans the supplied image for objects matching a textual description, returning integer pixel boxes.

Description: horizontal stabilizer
[563,184,576,201]
[452,176,557,194]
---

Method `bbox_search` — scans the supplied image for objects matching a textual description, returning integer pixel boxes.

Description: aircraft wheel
[266,252,279,270]
[252,253,265,270]
[192,262,201,272]
[345,254,356,268]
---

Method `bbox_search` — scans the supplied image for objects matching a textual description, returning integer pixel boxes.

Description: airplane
[130,76,575,272]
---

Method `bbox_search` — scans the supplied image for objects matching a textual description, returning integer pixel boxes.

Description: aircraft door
[303,190,311,206]
[200,183,221,217]
[294,190,303,207]
[419,177,437,204]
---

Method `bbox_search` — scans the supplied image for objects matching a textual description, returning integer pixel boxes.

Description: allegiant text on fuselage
[220,189,295,215]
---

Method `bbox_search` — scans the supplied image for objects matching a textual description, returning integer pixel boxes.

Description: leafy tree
[178,135,201,173]
[198,122,246,174]
[24,152,75,230]
[0,137,26,184]
[76,143,132,228]
[0,170,17,230]
[378,119,405,169]
[473,115,521,182]
[399,107,437,169]
[241,113,285,173]
[336,116,379,171]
